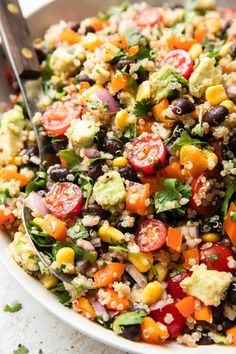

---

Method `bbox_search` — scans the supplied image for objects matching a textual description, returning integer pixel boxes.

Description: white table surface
[1,1,124,353]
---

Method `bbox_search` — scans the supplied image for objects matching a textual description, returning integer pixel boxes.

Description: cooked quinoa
[1,0,236,348]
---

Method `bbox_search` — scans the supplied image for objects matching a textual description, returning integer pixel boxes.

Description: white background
[1,1,123,353]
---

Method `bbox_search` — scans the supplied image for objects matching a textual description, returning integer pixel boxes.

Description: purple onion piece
[77,260,91,273]
[91,238,102,248]
[92,300,108,318]
[126,264,147,288]
[96,88,119,113]
[25,192,49,216]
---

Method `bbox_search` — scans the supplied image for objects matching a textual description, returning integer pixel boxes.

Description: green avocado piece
[150,66,189,103]
[66,118,99,149]
[112,310,147,334]
[93,171,126,209]
[189,57,223,98]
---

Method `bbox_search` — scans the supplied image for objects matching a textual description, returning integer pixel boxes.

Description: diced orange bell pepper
[111,75,129,93]
[141,175,163,194]
[152,99,175,128]
[226,326,236,345]
[94,263,126,288]
[224,202,236,247]
[163,161,185,183]
[126,182,150,216]
[0,209,15,226]
[194,303,212,323]
[168,35,197,51]
[59,156,68,168]
[180,145,208,177]
[182,247,200,269]
[141,317,169,344]
[103,288,129,311]
[137,117,155,135]
[79,82,91,94]
[73,297,96,320]
[127,45,139,56]
[91,17,104,31]
[166,227,183,252]
[0,169,29,187]
[60,28,81,44]
[175,296,195,318]
[194,26,209,43]
[112,35,128,49]
[33,214,67,241]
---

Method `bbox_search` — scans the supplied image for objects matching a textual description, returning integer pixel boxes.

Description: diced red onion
[25,192,49,216]
[126,264,147,288]
[178,224,199,239]
[92,300,108,318]
[96,88,119,113]
[91,238,102,248]
[107,310,119,320]
[76,239,95,251]
[77,260,91,273]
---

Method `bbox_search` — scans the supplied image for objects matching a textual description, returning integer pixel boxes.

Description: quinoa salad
[1,0,236,348]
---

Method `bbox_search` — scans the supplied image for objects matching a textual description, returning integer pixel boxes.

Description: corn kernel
[142,281,163,305]
[205,85,228,106]
[128,252,153,273]
[221,100,235,113]
[115,110,129,131]
[205,18,221,34]
[189,43,202,61]
[98,224,124,244]
[201,233,220,242]
[56,247,75,268]
[103,44,120,62]
[202,149,218,170]
[136,81,151,102]
[149,263,168,282]
[83,33,101,52]
[220,41,233,57]
[112,157,128,168]
[39,274,58,289]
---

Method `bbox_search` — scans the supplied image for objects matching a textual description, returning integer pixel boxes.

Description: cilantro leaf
[50,282,71,305]
[0,188,10,204]
[67,220,90,240]
[231,211,236,222]
[13,345,29,354]
[132,47,154,61]
[154,178,192,214]
[203,36,221,61]
[113,310,147,333]
[99,1,129,20]
[25,171,47,195]
[58,149,81,171]
[78,174,93,208]
[109,49,127,65]
[134,99,152,117]
[123,124,137,142]
[171,131,207,152]
[208,254,219,262]
[3,301,22,313]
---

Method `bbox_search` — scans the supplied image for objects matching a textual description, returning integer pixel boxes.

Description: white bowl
[0,1,235,353]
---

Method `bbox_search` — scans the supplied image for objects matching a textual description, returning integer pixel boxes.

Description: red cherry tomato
[189,170,224,217]
[162,49,193,79]
[136,7,162,27]
[42,101,81,136]
[150,303,185,338]
[44,182,83,219]
[200,243,236,273]
[135,219,167,252]
[167,270,192,299]
[125,133,166,175]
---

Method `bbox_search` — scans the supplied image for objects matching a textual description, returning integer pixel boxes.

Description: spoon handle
[0,0,40,79]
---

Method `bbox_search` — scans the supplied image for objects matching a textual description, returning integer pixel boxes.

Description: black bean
[117,59,136,71]
[49,165,70,182]
[85,26,95,34]
[231,42,236,58]
[84,148,101,159]
[33,45,51,63]
[221,319,236,333]
[103,138,123,155]
[197,332,214,345]
[75,73,95,85]
[81,203,110,219]
[228,135,236,157]
[119,166,140,182]
[116,221,137,235]
[171,97,195,115]
[51,139,68,153]
[69,21,80,32]
[87,163,104,181]
[202,106,229,126]
[21,143,38,158]
[227,281,236,304]
[120,325,140,341]
[212,305,224,324]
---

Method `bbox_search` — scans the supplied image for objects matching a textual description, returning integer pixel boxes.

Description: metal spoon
[0,0,72,283]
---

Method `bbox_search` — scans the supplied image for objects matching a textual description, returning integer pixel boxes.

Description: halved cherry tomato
[125,133,166,175]
[167,270,191,299]
[150,303,185,338]
[200,243,236,273]
[44,182,83,219]
[135,219,167,253]
[162,49,193,79]
[189,170,224,217]
[42,101,81,136]
[136,7,162,27]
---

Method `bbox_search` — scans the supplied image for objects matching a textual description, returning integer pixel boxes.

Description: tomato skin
[162,49,193,79]
[125,133,166,175]
[150,303,185,338]
[189,170,224,217]
[200,243,236,273]
[42,101,81,136]
[167,271,192,299]
[136,8,162,27]
[44,182,83,219]
[135,219,167,253]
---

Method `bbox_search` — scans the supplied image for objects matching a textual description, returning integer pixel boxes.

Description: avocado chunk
[50,44,85,75]
[189,57,223,98]
[186,0,215,10]
[0,105,25,165]
[180,265,232,306]
[93,171,126,209]
[150,66,189,103]
[66,118,99,149]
